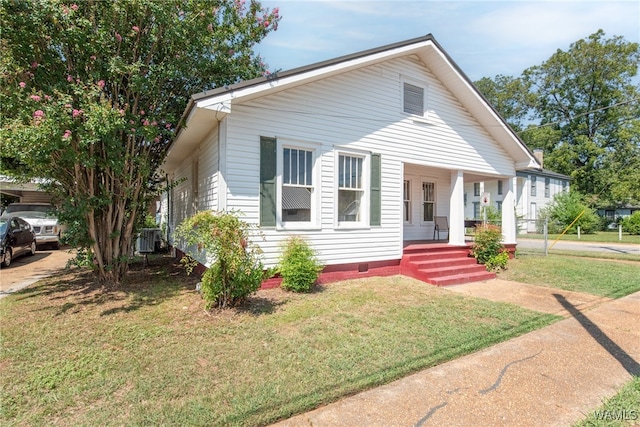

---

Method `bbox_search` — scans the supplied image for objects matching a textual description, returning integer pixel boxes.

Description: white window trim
[334,148,370,229]
[276,139,321,230]
[401,75,430,122]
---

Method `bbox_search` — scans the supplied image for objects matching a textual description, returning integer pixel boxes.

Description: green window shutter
[260,137,277,227]
[370,153,381,226]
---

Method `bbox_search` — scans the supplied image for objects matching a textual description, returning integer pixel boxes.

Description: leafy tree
[0,0,281,284]
[475,31,640,207]
[523,30,640,200]
[474,74,533,133]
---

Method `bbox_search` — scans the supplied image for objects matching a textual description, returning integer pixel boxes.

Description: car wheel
[28,241,36,256]
[52,241,60,250]
[1,248,12,268]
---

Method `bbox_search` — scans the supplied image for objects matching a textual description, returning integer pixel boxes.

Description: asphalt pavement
[517,238,640,256]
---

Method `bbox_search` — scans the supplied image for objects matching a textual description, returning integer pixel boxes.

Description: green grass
[575,377,640,426]
[0,256,558,426]
[517,231,640,244]
[499,254,640,298]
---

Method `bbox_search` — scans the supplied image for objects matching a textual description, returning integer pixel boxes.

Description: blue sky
[255,0,640,81]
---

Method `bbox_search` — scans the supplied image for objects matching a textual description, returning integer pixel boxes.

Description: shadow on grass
[11,255,294,318]
[232,295,287,316]
[12,255,200,317]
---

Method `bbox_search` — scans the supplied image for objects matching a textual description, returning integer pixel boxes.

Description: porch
[402,164,517,248]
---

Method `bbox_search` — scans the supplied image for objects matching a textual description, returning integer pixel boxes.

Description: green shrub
[176,210,267,309]
[485,251,509,272]
[539,191,600,234]
[278,236,323,293]
[472,224,505,267]
[621,211,640,235]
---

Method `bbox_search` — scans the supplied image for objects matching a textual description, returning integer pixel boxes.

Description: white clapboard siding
[197,132,220,212]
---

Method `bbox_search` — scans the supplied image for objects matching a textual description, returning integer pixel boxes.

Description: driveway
[0,248,75,298]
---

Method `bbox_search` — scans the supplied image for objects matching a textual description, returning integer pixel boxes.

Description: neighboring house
[161,34,539,279]
[597,204,640,226]
[464,150,571,232]
[0,176,53,209]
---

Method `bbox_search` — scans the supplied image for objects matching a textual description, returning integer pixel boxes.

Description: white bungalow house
[161,35,540,286]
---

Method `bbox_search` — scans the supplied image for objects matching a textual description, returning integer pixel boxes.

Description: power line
[523,97,640,131]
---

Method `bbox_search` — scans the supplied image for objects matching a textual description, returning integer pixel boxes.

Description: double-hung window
[282,147,314,223]
[544,178,550,198]
[422,181,435,222]
[531,176,537,197]
[337,154,365,224]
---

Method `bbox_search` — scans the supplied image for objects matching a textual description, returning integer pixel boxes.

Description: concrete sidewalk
[271,283,640,427]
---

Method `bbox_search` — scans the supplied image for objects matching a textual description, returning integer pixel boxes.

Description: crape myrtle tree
[0,0,281,284]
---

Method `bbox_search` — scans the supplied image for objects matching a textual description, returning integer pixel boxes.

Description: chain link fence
[516,218,551,255]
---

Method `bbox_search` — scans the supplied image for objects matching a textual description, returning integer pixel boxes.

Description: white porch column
[502,176,517,244]
[449,170,465,245]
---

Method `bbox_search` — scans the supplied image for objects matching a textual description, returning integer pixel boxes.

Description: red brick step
[401,243,495,286]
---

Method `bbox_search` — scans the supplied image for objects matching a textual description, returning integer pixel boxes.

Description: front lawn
[499,254,640,298]
[1,257,558,426]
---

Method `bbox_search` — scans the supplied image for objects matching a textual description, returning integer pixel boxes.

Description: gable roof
[165,34,540,170]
